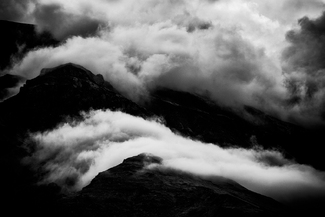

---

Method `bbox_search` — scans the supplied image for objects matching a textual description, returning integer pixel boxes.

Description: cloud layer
[27,109,325,206]
[0,0,33,22]
[282,11,325,122]
[3,0,325,125]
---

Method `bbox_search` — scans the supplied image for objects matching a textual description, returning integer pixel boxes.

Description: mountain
[0,20,59,70]
[1,20,323,171]
[0,20,59,101]
[0,62,149,216]
[148,87,324,171]
[0,62,149,133]
[58,153,287,217]
[0,73,26,101]
[0,63,291,217]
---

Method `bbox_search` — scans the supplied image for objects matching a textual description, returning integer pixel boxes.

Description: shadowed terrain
[0,20,59,70]
[0,63,291,217]
[59,153,287,217]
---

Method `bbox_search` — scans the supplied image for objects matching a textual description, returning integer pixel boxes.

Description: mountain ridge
[1,62,322,216]
[1,62,323,169]
[58,153,287,217]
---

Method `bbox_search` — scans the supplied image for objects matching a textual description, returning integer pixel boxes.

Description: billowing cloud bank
[3,0,325,125]
[28,109,325,205]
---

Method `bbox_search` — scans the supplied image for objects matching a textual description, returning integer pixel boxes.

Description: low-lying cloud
[27,109,325,206]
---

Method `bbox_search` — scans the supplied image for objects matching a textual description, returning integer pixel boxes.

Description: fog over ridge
[28,109,325,206]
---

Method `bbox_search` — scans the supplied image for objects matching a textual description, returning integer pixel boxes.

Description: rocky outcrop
[59,153,287,217]
[0,62,149,132]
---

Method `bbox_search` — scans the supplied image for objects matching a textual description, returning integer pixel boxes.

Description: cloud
[243,0,325,24]
[27,109,325,206]
[4,0,325,125]
[282,11,325,124]
[32,3,106,40]
[7,3,286,110]
[0,0,34,22]
[7,36,146,101]
[173,11,212,33]
[0,0,106,40]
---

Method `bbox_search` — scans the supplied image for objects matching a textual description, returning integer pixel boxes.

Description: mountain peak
[39,62,106,87]
[0,63,149,132]
[122,153,163,165]
[105,153,163,175]
[59,153,287,217]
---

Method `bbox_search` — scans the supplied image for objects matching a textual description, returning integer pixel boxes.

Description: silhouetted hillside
[0,20,59,70]
[59,153,287,217]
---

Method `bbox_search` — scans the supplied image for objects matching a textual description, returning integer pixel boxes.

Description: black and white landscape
[1,1,325,216]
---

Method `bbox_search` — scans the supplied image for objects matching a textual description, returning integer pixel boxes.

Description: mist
[27,109,325,206]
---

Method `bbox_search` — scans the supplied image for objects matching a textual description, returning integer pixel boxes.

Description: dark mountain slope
[0,20,59,101]
[0,62,149,133]
[0,20,59,70]
[148,88,325,170]
[1,20,323,170]
[59,153,287,217]
[0,63,150,216]
[0,74,25,89]
[1,63,323,216]
[0,73,26,101]
[0,63,291,217]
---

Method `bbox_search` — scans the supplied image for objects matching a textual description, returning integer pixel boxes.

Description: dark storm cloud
[0,0,33,22]
[284,12,325,74]
[173,12,213,33]
[6,0,325,126]
[282,12,325,120]
[0,0,105,40]
[33,3,105,40]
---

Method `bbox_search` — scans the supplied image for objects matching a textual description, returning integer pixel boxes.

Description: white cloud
[7,0,325,124]
[29,109,325,205]
[8,16,286,109]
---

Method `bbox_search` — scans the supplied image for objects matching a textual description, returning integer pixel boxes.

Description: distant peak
[106,153,163,175]
[123,153,163,165]
[38,63,109,87]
